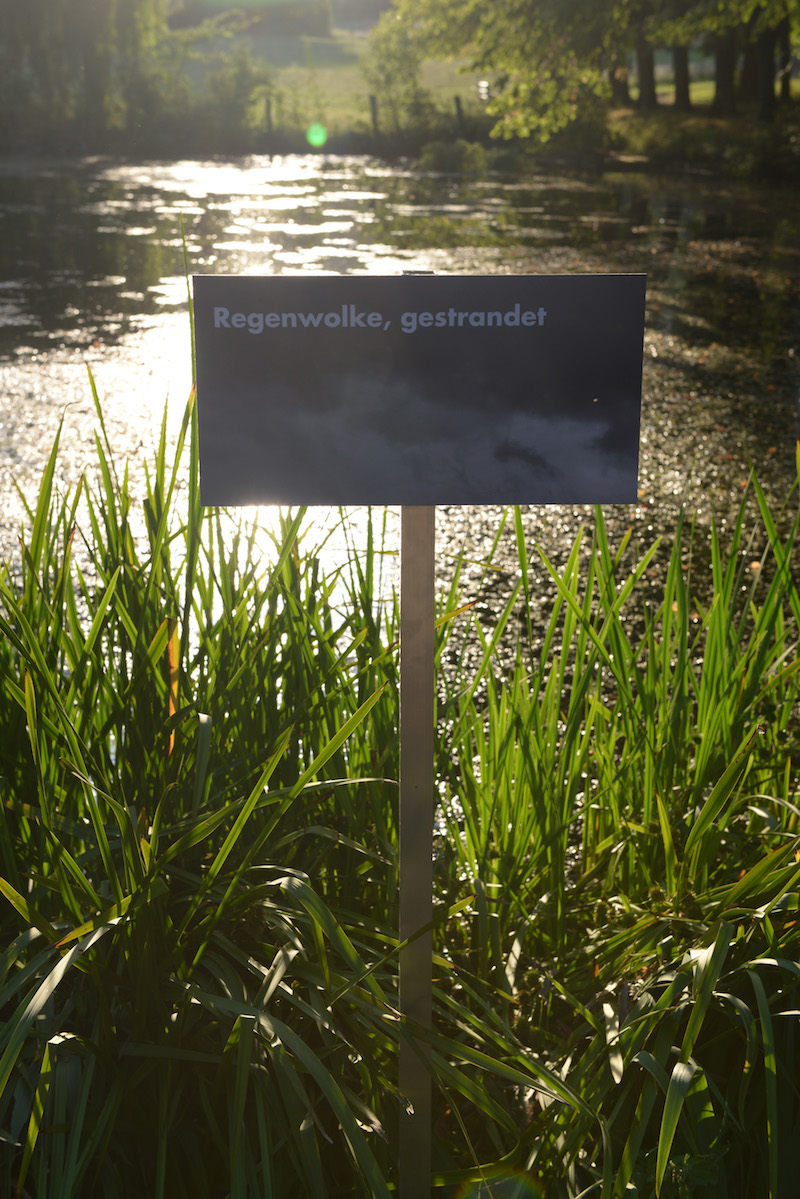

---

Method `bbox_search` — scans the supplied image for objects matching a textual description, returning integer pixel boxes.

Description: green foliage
[431,475,800,1195]
[379,0,613,143]
[1,375,800,1193]
[0,0,272,153]
[176,0,333,37]
[194,44,271,149]
[0,389,403,1196]
[608,104,800,179]
[381,0,799,146]
[418,138,488,172]
[360,9,440,134]
[1,0,796,153]
[0,385,589,1196]
[650,0,800,45]
[0,0,172,147]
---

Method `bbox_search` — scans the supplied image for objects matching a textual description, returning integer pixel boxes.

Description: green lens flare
[306,122,328,148]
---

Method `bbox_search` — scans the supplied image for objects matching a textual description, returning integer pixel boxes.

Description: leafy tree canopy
[0,0,271,151]
[378,0,797,140]
[0,0,171,141]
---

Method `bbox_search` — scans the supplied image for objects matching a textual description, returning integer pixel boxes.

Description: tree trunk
[739,35,758,103]
[712,29,737,115]
[672,45,692,111]
[635,37,658,110]
[609,57,632,106]
[777,15,792,103]
[755,25,777,122]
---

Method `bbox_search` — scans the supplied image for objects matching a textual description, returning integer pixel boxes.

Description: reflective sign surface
[194,274,645,506]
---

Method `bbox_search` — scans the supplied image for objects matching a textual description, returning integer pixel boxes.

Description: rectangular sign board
[193,274,645,506]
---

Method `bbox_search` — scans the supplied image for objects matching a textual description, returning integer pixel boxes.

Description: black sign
[193,274,645,506]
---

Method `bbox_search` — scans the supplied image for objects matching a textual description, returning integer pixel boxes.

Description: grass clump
[1,378,800,1196]
[607,104,800,180]
[418,139,488,174]
[0,388,402,1197]
[437,487,800,1195]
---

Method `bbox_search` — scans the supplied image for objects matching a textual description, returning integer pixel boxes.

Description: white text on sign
[212,303,548,335]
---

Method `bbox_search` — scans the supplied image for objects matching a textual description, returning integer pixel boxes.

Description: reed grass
[1,384,799,1197]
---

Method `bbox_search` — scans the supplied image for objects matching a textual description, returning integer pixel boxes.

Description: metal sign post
[399,504,435,1199]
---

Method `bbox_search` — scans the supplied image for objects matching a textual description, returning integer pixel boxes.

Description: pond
[0,152,798,594]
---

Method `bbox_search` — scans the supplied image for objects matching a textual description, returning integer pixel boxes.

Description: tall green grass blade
[749,969,778,1199]
[288,685,387,797]
[655,1059,698,1196]
[59,1046,99,1195]
[16,1036,53,1198]
[0,879,59,942]
[717,991,758,1126]
[63,566,121,709]
[188,729,292,912]
[602,997,624,1085]
[0,927,111,1101]
[752,470,800,629]
[680,732,758,888]
[192,712,213,816]
[680,922,732,1061]
[25,419,63,576]
[632,1049,671,1094]
[230,1014,255,1199]
[655,791,677,896]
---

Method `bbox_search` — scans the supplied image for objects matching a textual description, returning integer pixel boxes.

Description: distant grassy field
[195,18,800,161]
[654,77,800,105]
[228,23,486,136]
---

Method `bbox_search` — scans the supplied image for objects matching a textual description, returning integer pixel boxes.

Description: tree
[777,13,793,99]
[376,0,615,141]
[672,44,693,109]
[0,1,74,141]
[0,0,173,148]
[378,0,797,144]
[360,10,438,134]
[115,0,173,135]
[635,36,659,109]
[653,0,798,118]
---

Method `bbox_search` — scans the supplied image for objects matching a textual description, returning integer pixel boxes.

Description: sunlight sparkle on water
[214,505,399,614]
[98,156,341,196]
[0,155,495,561]
[6,152,792,576]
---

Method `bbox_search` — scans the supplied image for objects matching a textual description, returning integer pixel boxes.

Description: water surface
[1,153,798,580]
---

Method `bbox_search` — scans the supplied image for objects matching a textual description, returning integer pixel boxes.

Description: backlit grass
[1,381,799,1195]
